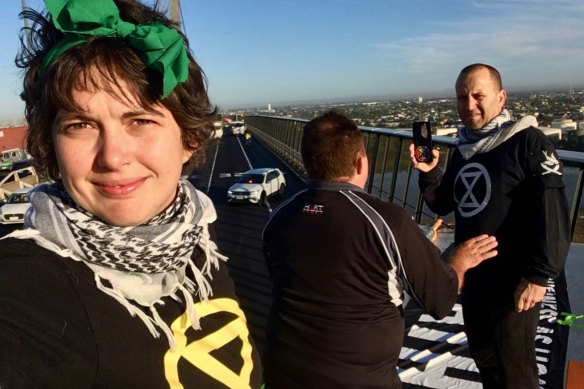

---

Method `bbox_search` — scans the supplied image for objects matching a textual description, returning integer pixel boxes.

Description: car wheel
[278,183,285,196]
[259,191,267,206]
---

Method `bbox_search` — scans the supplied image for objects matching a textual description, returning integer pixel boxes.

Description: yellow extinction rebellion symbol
[164,298,254,388]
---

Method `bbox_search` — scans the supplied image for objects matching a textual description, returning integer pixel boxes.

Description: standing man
[410,63,570,388]
[262,110,498,388]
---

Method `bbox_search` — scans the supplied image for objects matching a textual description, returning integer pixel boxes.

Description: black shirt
[0,237,262,388]
[262,181,459,388]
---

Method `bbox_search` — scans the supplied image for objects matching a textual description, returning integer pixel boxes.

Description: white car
[228,168,286,204]
[211,121,224,139]
[0,187,34,224]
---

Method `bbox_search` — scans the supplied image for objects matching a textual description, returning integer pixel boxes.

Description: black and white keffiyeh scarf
[457,109,539,159]
[5,179,226,349]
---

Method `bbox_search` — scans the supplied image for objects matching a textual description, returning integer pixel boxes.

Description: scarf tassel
[178,283,200,330]
[94,274,161,339]
[150,304,177,351]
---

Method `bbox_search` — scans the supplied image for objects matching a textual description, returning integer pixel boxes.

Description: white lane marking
[206,140,221,194]
[236,136,253,170]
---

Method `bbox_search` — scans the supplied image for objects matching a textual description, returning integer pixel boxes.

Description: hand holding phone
[412,121,433,163]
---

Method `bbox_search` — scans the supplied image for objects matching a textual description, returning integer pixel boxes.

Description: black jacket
[419,127,570,305]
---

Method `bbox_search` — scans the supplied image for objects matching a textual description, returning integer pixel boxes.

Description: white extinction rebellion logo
[454,162,491,218]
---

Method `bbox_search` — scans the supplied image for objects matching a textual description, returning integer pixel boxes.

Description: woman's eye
[64,122,91,131]
[133,118,154,126]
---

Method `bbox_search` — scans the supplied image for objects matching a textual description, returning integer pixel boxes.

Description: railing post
[402,163,413,209]
[388,138,404,203]
[295,122,303,167]
[570,168,584,241]
[376,137,390,199]
[367,134,380,194]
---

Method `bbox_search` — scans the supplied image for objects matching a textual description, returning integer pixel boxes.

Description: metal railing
[246,115,584,242]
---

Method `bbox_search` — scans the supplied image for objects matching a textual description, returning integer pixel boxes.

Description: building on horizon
[0,126,27,152]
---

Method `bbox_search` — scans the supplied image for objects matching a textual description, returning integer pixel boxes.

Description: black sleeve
[522,132,571,285]
[418,164,457,216]
[385,206,459,319]
[0,239,96,388]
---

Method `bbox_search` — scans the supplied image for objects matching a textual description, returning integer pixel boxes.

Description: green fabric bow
[40,0,190,99]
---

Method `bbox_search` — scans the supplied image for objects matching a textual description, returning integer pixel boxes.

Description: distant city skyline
[219,84,584,112]
[1,0,583,124]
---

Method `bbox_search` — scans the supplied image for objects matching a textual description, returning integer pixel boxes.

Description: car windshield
[238,174,264,184]
[7,193,29,204]
[233,123,244,127]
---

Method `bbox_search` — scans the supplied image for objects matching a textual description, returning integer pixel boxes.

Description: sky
[1,0,583,124]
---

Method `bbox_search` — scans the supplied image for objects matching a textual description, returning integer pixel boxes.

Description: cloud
[470,0,584,13]
[372,3,584,92]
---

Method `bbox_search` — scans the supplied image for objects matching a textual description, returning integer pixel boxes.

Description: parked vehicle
[0,187,34,224]
[227,168,286,205]
[10,159,34,173]
[1,149,29,165]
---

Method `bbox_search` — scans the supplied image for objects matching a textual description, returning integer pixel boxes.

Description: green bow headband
[40,0,190,99]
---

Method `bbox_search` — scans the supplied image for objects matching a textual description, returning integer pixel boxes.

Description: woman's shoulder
[0,236,94,321]
[0,236,62,265]
[0,237,89,290]
[0,237,98,385]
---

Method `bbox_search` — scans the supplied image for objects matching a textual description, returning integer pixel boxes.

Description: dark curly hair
[15,0,216,181]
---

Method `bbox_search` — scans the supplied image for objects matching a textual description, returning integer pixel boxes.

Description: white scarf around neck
[4,179,227,349]
[457,109,539,159]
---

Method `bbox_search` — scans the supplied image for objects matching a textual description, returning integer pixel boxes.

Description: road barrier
[0,167,40,201]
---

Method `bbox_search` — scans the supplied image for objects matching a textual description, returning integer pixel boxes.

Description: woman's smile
[94,177,147,196]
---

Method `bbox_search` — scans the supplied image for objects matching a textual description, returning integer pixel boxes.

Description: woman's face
[52,78,192,226]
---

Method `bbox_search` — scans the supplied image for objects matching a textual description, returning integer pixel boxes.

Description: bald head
[455,64,507,130]
[456,63,503,91]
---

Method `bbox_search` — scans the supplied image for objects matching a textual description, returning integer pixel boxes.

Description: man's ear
[498,89,507,108]
[356,153,366,175]
[355,152,369,183]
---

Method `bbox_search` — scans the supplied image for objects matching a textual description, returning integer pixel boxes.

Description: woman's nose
[96,128,131,169]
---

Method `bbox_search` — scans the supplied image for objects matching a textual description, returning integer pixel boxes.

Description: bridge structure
[188,117,584,388]
[0,117,582,387]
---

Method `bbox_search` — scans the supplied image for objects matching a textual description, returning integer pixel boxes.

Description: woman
[0,0,262,387]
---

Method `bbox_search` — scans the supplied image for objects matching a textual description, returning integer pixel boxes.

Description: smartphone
[412,121,433,163]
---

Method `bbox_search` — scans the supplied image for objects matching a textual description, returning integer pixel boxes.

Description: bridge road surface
[189,129,307,356]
